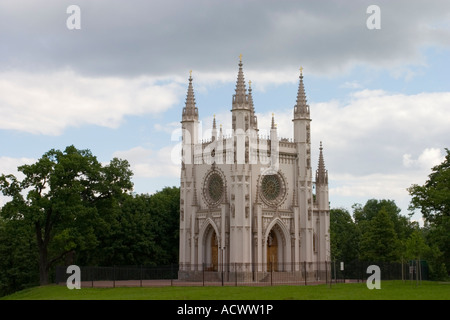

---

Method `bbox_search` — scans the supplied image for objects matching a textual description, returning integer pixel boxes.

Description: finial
[248,80,252,88]
[239,53,243,61]
[189,70,192,78]
[300,66,303,75]
[320,141,323,150]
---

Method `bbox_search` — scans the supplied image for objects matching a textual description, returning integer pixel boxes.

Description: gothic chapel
[179,56,330,281]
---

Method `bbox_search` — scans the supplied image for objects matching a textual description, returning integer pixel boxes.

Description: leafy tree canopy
[408,148,450,223]
[0,145,133,285]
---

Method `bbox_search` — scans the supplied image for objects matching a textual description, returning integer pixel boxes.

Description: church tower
[292,67,314,263]
[179,71,199,268]
[229,55,253,268]
[315,142,330,263]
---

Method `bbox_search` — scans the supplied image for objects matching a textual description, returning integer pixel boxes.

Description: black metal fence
[56,260,428,288]
[330,260,428,283]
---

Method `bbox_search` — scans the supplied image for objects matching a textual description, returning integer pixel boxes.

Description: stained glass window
[261,174,281,201]
[208,173,223,203]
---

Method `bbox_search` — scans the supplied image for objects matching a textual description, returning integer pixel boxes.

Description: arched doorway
[267,229,278,271]
[204,226,219,271]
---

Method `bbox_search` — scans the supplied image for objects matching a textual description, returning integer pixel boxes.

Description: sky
[1,0,449,224]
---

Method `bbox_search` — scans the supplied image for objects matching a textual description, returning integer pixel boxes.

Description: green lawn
[1,281,449,300]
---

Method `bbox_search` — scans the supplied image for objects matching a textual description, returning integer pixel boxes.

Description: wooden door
[211,233,218,271]
[267,230,278,271]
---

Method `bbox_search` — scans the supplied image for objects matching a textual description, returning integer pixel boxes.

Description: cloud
[113,145,180,179]
[403,148,445,170]
[0,70,184,135]
[330,172,413,198]
[1,0,450,78]
[0,156,36,206]
[311,90,450,175]
[0,156,36,177]
[340,81,363,89]
[154,121,180,134]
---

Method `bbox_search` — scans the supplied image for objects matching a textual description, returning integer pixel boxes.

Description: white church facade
[178,57,330,281]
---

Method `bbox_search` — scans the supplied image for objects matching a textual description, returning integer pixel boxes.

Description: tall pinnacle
[293,66,310,119]
[232,54,248,107]
[248,80,258,130]
[211,114,217,141]
[316,142,328,185]
[182,70,198,121]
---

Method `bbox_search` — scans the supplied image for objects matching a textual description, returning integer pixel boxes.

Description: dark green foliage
[0,146,134,287]
[0,145,181,296]
[358,208,399,262]
[0,218,39,296]
[408,148,450,276]
[80,187,180,267]
[330,208,358,262]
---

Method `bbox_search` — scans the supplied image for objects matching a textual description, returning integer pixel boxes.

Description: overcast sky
[1,0,449,224]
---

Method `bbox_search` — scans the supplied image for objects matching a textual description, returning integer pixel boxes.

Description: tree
[408,148,450,223]
[0,216,39,296]
[146,186,180,264]
[354,199,413,240]
[0,146,133,285]
[76,186,180,267]
[358,208,400,262]
[408,148,450,275]
[404,228,428,262]
[330,208,359,263]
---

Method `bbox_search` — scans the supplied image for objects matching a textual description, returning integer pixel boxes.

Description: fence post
[140,265,143,287]
[221,262,224,287]
[113,265,116,288]
[202,263,205,287]
[304,261,307,286]
[235,263,237,287]
[270,262,273,286]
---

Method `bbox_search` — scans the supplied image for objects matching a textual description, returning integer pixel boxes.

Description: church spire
[316,142,328,185]
[293,66,310,119]
[182,70,198,121]
[232,54,248,108]
[248,80,258,130]
[248,80,254,109]
[211,114,217,141]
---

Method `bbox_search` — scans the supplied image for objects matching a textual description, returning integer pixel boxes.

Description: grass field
[1,281,449,300]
